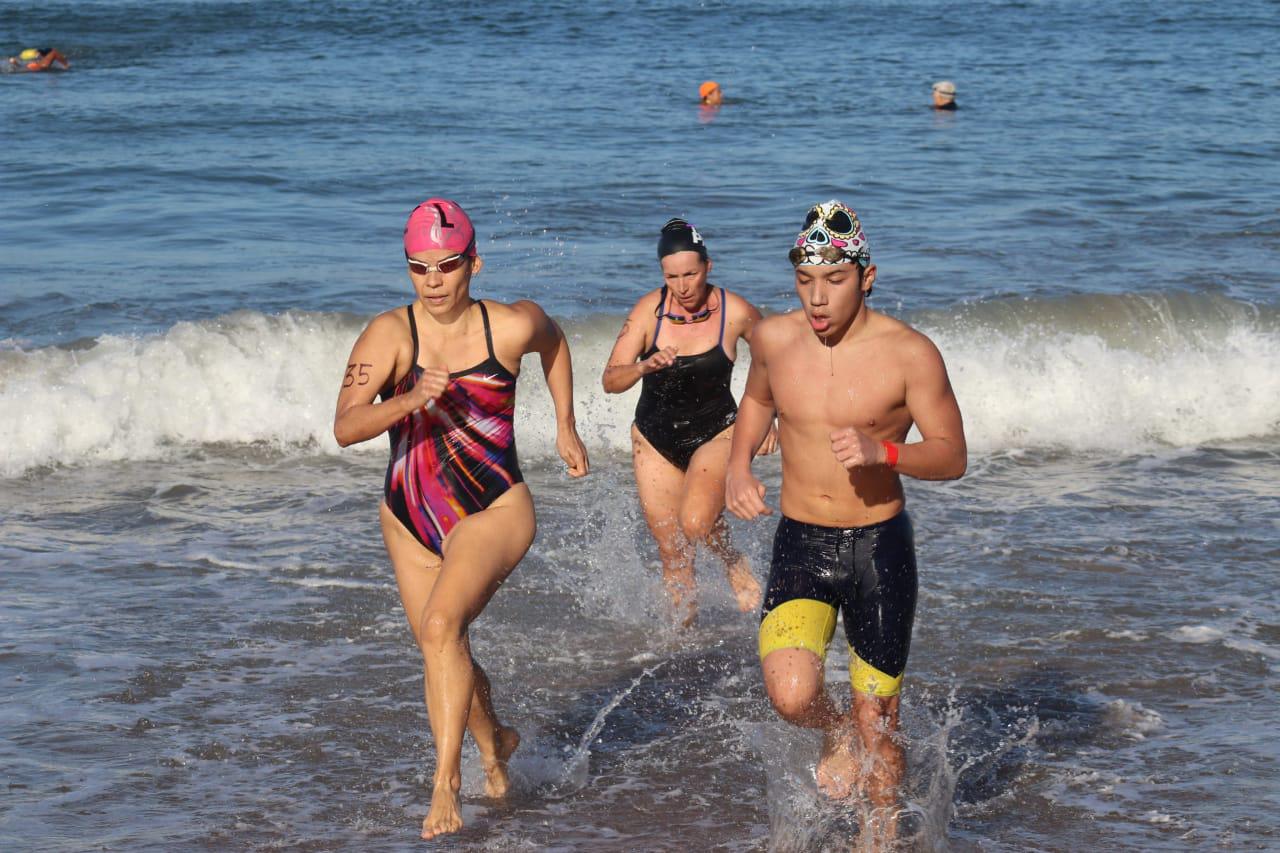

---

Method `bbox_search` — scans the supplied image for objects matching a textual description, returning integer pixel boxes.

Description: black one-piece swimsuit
[633,286,737,470]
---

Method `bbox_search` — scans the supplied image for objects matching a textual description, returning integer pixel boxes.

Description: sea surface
[2,1,1278,850]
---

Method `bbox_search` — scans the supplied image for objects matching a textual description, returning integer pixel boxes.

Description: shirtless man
[725,200,966,833]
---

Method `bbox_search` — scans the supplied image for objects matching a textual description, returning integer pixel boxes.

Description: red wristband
[881,440,898,469]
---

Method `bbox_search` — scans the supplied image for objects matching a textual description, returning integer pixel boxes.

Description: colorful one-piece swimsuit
[382,301,523,555]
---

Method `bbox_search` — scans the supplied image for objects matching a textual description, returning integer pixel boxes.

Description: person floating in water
[334,198,589,840]
[699,80,723,107]
[7,48,70,72]
[725,200,966,841]
[931,80,957,110]
[603,219,775,626]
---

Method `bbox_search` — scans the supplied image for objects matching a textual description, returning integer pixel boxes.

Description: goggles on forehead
[788,244,869,267]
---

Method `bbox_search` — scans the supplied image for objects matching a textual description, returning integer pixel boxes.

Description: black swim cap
[657,218,708,260]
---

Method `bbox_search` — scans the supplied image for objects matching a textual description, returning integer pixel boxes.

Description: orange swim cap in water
[699,80,719,99]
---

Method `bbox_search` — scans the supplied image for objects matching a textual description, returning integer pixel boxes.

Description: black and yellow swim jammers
[758,513,918,697]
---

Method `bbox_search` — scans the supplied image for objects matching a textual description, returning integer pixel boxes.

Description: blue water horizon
[2,0,1276,347]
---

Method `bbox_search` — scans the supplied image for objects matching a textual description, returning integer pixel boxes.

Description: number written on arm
[343,363,373,388]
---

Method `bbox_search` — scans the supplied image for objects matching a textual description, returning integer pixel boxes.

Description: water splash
[555,662,664,792]
[502,661,667,799]
[746,688,1043,851]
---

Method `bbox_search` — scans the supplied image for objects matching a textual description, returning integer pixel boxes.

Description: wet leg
[632,426,696,626]
[417,491,534,838]
[682,428,760,611]
[761,648,858,798]
[852,690,904,843]
[467,659,520,797]
[380,492,533,839]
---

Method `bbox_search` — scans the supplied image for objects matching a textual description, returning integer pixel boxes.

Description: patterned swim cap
[789,200,870,268]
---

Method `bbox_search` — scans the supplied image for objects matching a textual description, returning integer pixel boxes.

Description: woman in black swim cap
[602,218,776,625]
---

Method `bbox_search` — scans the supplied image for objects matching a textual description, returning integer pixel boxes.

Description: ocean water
[2,0,1278,850]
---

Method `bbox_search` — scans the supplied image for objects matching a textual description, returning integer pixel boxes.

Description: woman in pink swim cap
[334,197,589,841]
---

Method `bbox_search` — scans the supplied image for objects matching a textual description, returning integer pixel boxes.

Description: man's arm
[726,328,778,519]
[893,334,966,480]
[736,297,779,456]
[831,332,966,479]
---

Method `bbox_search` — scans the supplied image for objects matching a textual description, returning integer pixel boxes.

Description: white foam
[929,320,1279,452]
[1,295,1277,476]
[1168,625,1226,644]
[1102,699,1165,740]
[279,576,380,590]
[1222,637,1280,661]
[0,311,352,477]
[1105,629,1148,641]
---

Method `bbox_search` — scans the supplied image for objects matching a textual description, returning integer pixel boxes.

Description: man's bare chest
[772,349,907,431]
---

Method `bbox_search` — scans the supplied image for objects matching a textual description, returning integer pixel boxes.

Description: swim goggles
[660,305,714,325]
[406,253,469,275]
[788,244,865,266]
[656,288,718,324]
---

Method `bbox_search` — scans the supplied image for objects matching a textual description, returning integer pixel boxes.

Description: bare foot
[663,573,698,629]
[864,805,901,849]
[725,557,762,612]
[816,725,860,800]
[671,596,697,630]
[664,603,697,631]
[421,782,463,840]
[483,725,521,798]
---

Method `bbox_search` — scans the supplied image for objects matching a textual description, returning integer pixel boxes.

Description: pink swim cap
[404,198,477,257]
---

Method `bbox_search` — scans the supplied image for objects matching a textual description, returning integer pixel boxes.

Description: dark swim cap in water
[657,218,708,260]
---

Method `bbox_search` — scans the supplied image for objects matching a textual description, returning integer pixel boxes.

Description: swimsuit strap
[717,287,728,347]
[477,300,496,361]
[651,286,668,347]
[405,304,420,366]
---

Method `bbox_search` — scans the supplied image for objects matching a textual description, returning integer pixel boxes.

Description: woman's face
[407,249,483,315]
[659,251,713,310]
